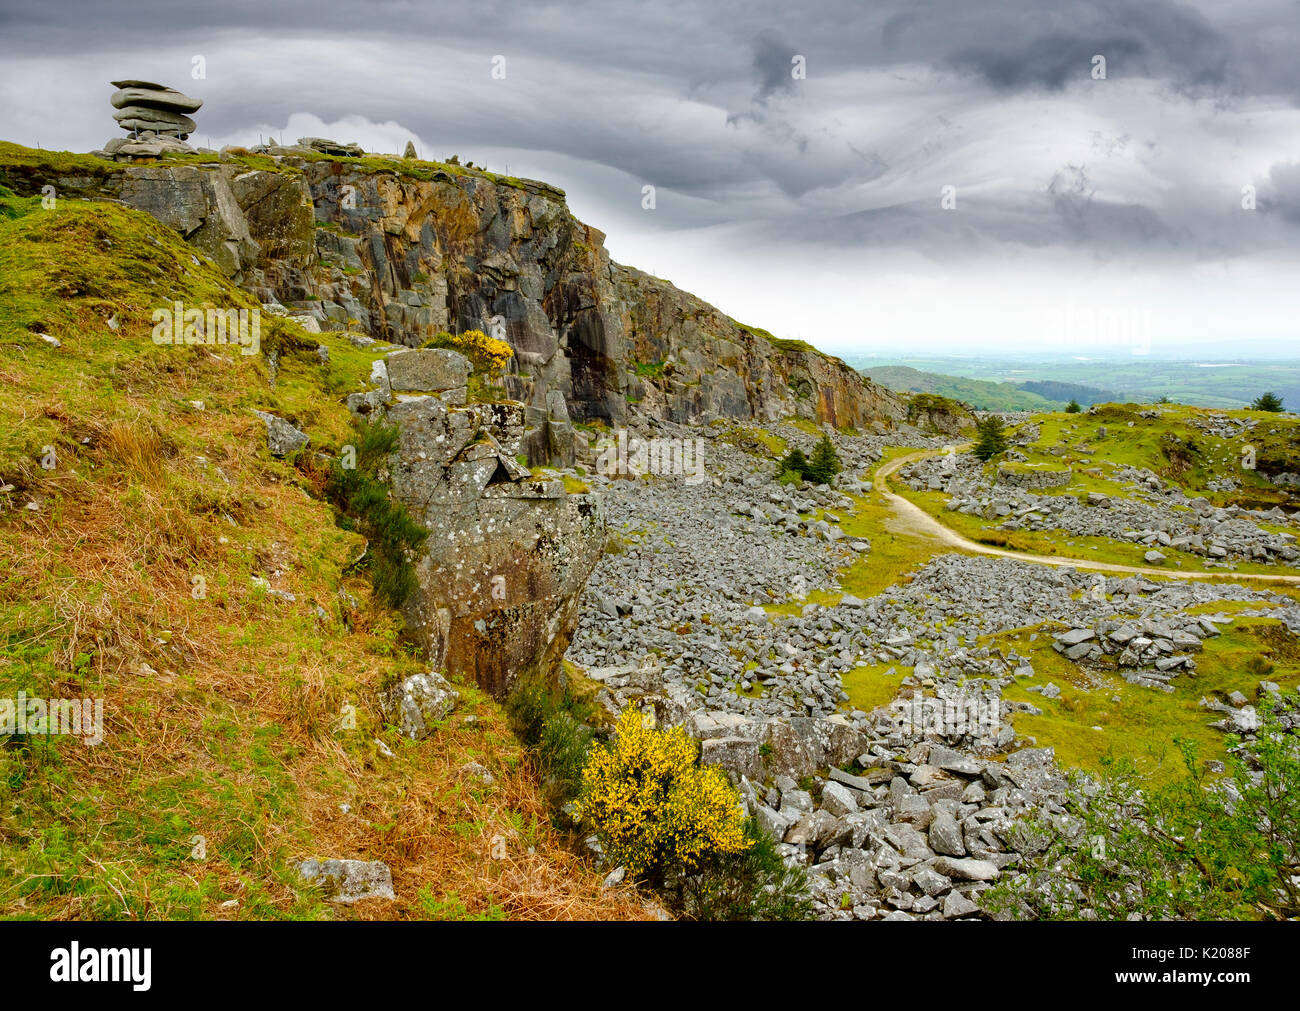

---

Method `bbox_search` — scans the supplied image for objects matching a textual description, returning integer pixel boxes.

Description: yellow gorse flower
[428,328,513,375]
[574,708,749,877]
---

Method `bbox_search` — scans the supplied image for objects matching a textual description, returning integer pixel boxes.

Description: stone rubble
[901,452,1299,565]
[297,858,396,903]
[565,421,1300,919]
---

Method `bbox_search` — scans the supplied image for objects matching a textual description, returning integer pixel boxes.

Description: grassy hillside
[889,402,1300,573]
[862,365,1060,411]
[0,183,644,920]
[1019,379,1123,406]
[1026,402,1300,507]
[850,355,1300,411]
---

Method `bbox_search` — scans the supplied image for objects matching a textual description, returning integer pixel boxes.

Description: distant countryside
[852,356,1300,412]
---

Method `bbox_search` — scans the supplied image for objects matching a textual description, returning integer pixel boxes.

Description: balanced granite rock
[113,106,197,135]
[110,80,203,116]
[99,79,204,160]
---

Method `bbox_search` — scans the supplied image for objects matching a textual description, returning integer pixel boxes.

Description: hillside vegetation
[861,365,1067,411]
[0,184,647,920]
[3,141,1297,925]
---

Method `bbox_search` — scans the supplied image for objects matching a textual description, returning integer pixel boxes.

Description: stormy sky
[3,0,1299,358]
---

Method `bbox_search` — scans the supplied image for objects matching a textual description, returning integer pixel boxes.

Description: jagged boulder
[250,409,308,456]
[523,387,583,467]
[405,487,605,698]
[386,348,472,393]
[227,169,316,268]
[906,394,977,435]
[374,386,604,698]
[297,137,365,158]
[389,670,459,739]
[117,165,260,277]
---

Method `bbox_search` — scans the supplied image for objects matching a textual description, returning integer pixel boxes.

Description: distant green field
[861,365,1081,411]
[848,356,1300,411]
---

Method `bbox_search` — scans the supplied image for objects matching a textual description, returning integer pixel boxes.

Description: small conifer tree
[972,415,1009,462]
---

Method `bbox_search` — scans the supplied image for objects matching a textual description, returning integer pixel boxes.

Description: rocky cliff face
[257,155,903,437]
[609,264,901,432]
[904,394,978,437]
[7,149,903,445]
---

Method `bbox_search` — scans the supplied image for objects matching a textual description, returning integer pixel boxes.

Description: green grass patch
[840,662,909,714]
[991,617,1300,784]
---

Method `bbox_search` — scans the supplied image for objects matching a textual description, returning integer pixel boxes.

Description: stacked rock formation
[100,80,202,159]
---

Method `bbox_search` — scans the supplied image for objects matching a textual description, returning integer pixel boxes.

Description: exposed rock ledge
[4,148,904,455]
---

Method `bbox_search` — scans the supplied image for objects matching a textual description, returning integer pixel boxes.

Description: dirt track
[874,450,1300,586]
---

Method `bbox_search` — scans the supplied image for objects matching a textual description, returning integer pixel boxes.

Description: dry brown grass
[100,419,170,486]
[1,410,646,921]
[1,197,643,918]
[297,722,654,922]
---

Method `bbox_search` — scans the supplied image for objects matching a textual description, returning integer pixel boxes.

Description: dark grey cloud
[1259,161,1300,225]
[949,35,1147,92]
[1,0,1299,355]
[1047,167,1180,249]
[5,0,1293,100]
[939,1,1233,95]
[751,33,800,103]
[774,185,1182,262]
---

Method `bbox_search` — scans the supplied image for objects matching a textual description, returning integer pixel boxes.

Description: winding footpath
[874,449,1300,586]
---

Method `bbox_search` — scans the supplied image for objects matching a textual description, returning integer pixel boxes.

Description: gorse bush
[321,420,428,608]
[1251,392,1284,412]
[422,328,513,375]
[576,709,747,881]
[575,708,811,919]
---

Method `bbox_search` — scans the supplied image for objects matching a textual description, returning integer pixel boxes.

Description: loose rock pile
[757,742,1074,921]
[295,137,366,157]
[1199,680,1297,735]
[585,657,1071,920]
[566,421,1300,918]
[902,452,1300,565]
[569,423,944,719]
